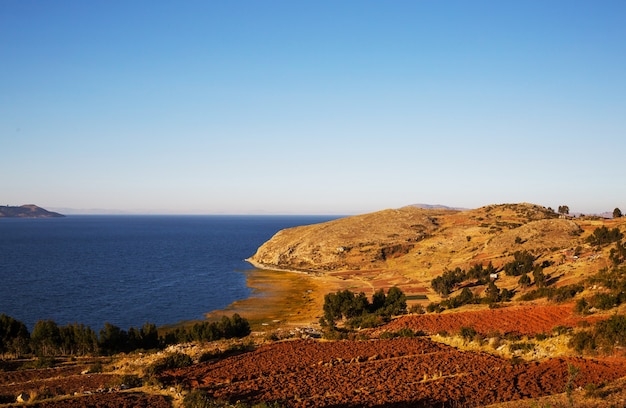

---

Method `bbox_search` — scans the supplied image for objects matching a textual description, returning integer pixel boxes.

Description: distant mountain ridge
[0,204,64,218]
[408,203,469,211]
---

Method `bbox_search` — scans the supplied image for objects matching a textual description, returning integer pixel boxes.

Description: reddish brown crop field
[160,338,626,407]
[31,393,171,407]
[0,366,116,401]
[381,304,599,336]
[0,364,168,408]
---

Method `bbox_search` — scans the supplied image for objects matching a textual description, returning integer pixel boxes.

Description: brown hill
[248,203,625,301]
[0,204,64,218]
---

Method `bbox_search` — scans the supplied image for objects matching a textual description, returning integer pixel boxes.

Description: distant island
[0,204,65,218]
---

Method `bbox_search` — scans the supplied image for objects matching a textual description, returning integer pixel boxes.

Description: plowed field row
[0,373,117,400]
[0,366,84,386]
[31,392,171,408]
[161,338,626,407]
[381,304,595,336]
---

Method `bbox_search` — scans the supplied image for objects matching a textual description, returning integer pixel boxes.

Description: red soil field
[381,304,598,336]
[160,338,626,407]
[0,364,167,408]
[32,393,171,408]
[0,371,117,401]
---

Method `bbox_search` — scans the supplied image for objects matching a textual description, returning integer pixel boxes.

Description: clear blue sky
[2,1,625,214]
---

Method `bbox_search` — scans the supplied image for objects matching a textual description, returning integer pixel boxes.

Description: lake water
[0,215,338,331]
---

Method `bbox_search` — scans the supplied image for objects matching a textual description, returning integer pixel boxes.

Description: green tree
[0,314,30,357]
[484,281,500,303]
[225,314,250,338]
[98,323,128,355]
[31,320,62,356]
[575,298,590,315]
[594,315,626,353]
[609,240,626,266]
[586,226,624,246]
[140,322,159,349]
[381,286,407,316]
[59,323,98,355]
[371,289,386,312]
[504,251,536,276]
[614,208,623,218]
[558,205,570,216]
[518,273,531,288]
[533,266,547,288]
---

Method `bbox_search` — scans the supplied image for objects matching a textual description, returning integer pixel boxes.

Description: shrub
[347,313,386,329]
[518,273,531,288]
[426,303,444,313]
[594,315,626,352]
[509,342,535,353]
[409,304,425,314]
[503,251,535,276]
[584,382,609,399]
[552,326,572,335]
[589,293,619,310]
[183,389,218,408]
[459,326,477,341]
[575,298,590,315]
[586,226,623,246]
[548,284,584,303]
[146,352,193,376]
[321,327,349,340]
[108,374,142,389]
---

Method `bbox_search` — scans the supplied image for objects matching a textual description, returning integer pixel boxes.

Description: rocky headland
[0,204,64,218]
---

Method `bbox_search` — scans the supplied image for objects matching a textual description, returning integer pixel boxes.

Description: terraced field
[160,338,626,407]
[379,303,603,336]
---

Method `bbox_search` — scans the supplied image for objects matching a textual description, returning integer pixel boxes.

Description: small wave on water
[0,215,338,331]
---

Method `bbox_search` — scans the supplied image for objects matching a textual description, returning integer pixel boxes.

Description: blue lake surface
[0,215,338,331]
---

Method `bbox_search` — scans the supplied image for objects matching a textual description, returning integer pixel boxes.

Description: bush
[380,328,418,339]
[575,298,590,315]
[459,326,477,341]
[347,313,386,329]
[552,325,572,335]
[586,226,623,246]
[409,304,425,314]
[321,327,349,340]
[594,315,626,352]
[108,374,142,389]
[146,352,193,376]
[509,342,535,353]
[569,330,596,355]
[589,293,619,310]
[183,389,217,408]
[426,303,444,313]
[548,284,584,303]
[503,251,535,276]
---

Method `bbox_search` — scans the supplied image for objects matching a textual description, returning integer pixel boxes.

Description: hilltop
[248,202,625,303]
[0,204,64,218]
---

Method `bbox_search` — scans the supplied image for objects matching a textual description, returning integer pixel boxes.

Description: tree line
[320,287,407,330]
[430,251,550,299]
[431,262,497,297]
[0,314,250,358]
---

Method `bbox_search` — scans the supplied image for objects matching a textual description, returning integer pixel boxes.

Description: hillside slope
[248,203,626,300]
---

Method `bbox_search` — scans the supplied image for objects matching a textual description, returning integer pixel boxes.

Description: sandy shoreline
[204,264,345,330]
